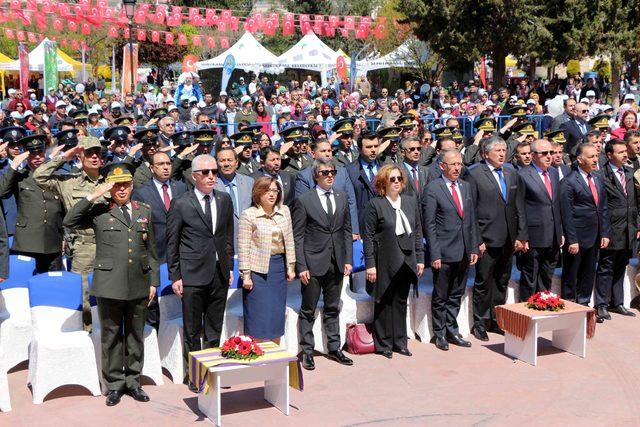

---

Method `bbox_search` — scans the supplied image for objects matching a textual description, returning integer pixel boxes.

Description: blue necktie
[366,163,375,182]
[495,167,507,201]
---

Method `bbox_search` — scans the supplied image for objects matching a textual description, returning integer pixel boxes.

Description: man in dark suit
[293,158,353,370]
[624,129,640,171]
[560,102,592,158]
[294,138,359,237]
[518,139,563,302]
[594,139,638,321]
[560,143,611,305]
[132,151,188,329]
[399,136,429,201]
[466,136,528,341]
[251,146,295,209]
[423,149,479,351]
[166,154,234,391]
[346,131,381,231]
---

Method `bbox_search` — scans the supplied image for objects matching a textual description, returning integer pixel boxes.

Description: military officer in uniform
[103,126,139,164]
[377,126,403,165]
[53,128,82,175]
[132,128,160,188]
[463,118,497,165]
[172,129,216,188]
[235,131,261,176]
[0,126,27,237]
[506,121,537,163]
[63,163,159,407]
[333,118,358,166]
[545,129,572,166]
[34,136,105,326]
[70,109,89,137]
[281,126,312,174]
[395,114,416,140]
[0,134,64,272]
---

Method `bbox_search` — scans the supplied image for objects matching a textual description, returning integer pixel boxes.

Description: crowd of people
[0,68,639,407]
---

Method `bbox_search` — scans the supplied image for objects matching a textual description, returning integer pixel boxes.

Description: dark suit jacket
[166,190,234,286]
[251,169,296,209]
[363,195,424,302]
[559,167,611,248]
[466,162,528,247]
[237,158,260,176]
[294,165,359,234]
[132,178,188,262]
[293,188,352,277]
[423,178,479,263]
[518,165,563,248]
[556,164,572,180]
[401,162,430,202]
[346,160,380,231]
[561,119,592,157]
[600,163,639,250]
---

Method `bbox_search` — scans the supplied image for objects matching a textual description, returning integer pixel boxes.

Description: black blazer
[363,195,424,302]
[346,160,380,231]
[422,178,479,263]
[561,119,592,157]
[166,189,234,286]
[518,165,563,248]
[600,163,639,250]
[466,162,528,248]
[251,169,296,209]
[401,163,430,202]
[132,178,188,262]
[292,188,352,276]
[559,167,611,248]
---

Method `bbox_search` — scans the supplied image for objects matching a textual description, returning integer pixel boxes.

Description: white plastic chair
[27,272,100,404]
[0,310,11,412]
[157,264,184,383]
[0,255,36,372]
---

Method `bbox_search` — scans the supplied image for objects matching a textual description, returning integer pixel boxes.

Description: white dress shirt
[315,186,335,214]
[578,167,595,188]
[487,162,505,189]
[153,178,172,201]
[442,175,464,215]
[194,187,217,233]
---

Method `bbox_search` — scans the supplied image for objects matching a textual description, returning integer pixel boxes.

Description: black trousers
[15,251,62,274]
[472,245,513,328]
[298,261,342,356]
[519,246,559,302]
[432,257,469,339]
[181,262,227,377]
[373,264,412,352]
[561,244,598,305]
[145,296,159,331]
[96,296,147,392]
[595,248,631,308]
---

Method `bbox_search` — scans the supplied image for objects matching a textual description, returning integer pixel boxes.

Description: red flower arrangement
[526,291,565,312]
[220,335,264,360]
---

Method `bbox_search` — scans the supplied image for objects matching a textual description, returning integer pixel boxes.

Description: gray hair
[440,148,461,163]
[531,139,550,153]
[192,154,216,171]
[400,136,420,150]
[312,157,337,179]
[481,135,507,155]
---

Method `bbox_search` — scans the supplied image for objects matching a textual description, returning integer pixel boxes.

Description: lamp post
[122,0,137,96]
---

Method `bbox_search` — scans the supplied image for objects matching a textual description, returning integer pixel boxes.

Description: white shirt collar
[194,187,213,201]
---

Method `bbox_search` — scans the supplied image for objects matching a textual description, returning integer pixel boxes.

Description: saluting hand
[128,142,144,157]
[64,145,84,162]
[89,182,114,202]
[10,151,30,170]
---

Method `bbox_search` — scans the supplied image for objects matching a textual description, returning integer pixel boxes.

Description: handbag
[345,322,375,354]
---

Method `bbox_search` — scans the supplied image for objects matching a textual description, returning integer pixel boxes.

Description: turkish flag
[151,31,160,43]
[137,29,146,41]
[165,32,174,45]
[206,36,216,48]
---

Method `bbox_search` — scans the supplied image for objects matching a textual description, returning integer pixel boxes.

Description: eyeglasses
[164,123,175,127]
[442,162,463,167]
[578,109,588,113]
[389,176,404,183]
[194,168,218,176]
[534,150,552,156]
[319,169,338,177]
[404,146,421,152]
[266,189,281,195]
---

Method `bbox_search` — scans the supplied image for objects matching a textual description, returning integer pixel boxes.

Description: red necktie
[542,170,553,199]
[618,169,627,196]
[587,174,599,206]
[450,182,464,218]
[162,183,171,211]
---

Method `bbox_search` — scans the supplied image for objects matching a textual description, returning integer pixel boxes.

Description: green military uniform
[131,128,160,188]
[332,118,359,166]
[0,134,64,272]
[377,126,403,165]
[171,129,216,188]
[281,126,312,174]
[63,163,159,393]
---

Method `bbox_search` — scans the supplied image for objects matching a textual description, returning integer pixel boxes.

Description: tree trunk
[630,57,639,81]
[611,51,622,108]
[528,56,536,81]
[492,45,506,88]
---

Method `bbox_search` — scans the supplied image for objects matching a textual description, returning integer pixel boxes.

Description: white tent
[0,38,73,72]
[360,40,419,72]
[277,33,340,85]
[196,32,280,74]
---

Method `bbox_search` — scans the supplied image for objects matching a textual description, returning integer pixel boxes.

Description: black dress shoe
[610,305,637,317]
[128,387,150,402]
[326,350,353,366]
[447,334,472,347]
[596,306,610,322]
[105,390,123,406]
[393,347,412,356]
[472,326,489,342]
[301,354,315,371]
[376,350,393,359]
[434,337,449,351]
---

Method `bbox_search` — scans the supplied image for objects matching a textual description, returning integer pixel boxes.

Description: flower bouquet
[220,335,264,360]
[526,291,565,312]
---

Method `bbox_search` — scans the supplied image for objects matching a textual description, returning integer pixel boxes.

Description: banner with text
[43,40,58,94]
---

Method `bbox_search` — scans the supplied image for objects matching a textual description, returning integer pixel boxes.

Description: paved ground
[4,310,640,427]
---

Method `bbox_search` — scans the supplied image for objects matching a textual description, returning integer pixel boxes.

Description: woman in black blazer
[363,164,425,358]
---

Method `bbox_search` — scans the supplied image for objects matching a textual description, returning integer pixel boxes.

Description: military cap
[332,118,355,136]
[133,127,160,145]
[70,109,89,121]
[191,129,216,146]
[377,126,402,141]
[80,136,102,151]
[432,126,455,139]
[54,128,80,147]
[280,126,309,143]
[230,131,254,146]
[0,126,27,144]
[171,131,192,146]
[545,129,566,144]
[452,129,464,142]
[474,118,497,132]
[104,126,131,142]
[103,162,135,184]
[114,116,134,126]
[394,114,415,129]
[150,108,168,121]
[512,121,537,136]
[18,134,47,152]
[506,105,527,117]
[244,125,263,138]
[588,114,610,130]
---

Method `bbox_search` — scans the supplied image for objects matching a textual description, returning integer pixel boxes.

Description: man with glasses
[132,128,161,188]
[157,114,175,147]
[561,102,592,158]
[8,90,31,112]
[518,139,563,301]
[400,136,429,202]
[234,131,260,176]
[166,154,234,392]
[420,130,436,166]
[172,129,216,188]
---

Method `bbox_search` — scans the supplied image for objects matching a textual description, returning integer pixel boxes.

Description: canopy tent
[359,39,420,72]
[0,53,14,96]
[277,33,340,86]
[197,32,280,74]
[0,39,73,72]
[57,48,93,77]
